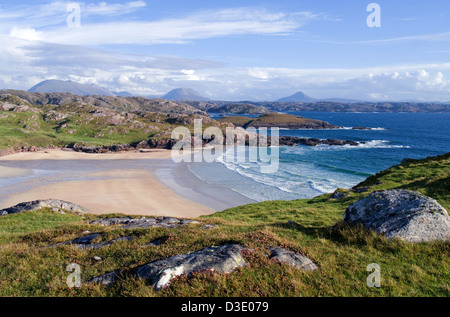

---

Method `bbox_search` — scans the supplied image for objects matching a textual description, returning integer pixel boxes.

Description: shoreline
[0,149,254,217]
[0,148,173,161]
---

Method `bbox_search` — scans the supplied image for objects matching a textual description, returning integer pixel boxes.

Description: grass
[0,153,448,297]
[218,113,331,129]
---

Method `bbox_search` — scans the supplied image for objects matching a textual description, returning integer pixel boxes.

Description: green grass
[0,153,448,297]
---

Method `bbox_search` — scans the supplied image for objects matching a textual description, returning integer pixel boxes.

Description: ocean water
[190,112,450,202]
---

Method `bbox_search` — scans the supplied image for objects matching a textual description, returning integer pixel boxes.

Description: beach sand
[0,148,173,161]
[0,166,31,178]
[0,149,253,217]
[0,169,214,218]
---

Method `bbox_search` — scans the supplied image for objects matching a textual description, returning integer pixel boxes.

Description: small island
[217,113,341,129]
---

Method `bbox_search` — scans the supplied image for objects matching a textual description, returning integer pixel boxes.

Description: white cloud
[0,3,449,101]
[84,1,147,16]
[9,27,43,41]
[29,7,316,45]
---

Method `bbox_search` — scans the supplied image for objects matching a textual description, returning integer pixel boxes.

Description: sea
[188,111,450,202]
[0,111,449,209]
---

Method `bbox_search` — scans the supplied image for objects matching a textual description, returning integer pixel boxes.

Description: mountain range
[29,80,116,97]
[27,80,211,101]
[25,80,449,104]
[162,88,210,101]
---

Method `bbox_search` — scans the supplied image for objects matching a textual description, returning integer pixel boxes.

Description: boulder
[0,199,89,216]
[344,190,450,242]
[329,190,350,200]
[268,247,318,271]
[136,244,249,290]
[90,270,121,286]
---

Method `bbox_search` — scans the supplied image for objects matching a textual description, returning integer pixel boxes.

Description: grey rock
[121,218,159,229]
[93,256,102,261]
[76,236,134,250]
[145,238,166,247]
[136,244,249,290]
[344,190,450,242]
[48,234,134,249]
[90,270,121,286]
[269,247,318,271]
[354,187,370,193]
[329,190,350,200]
[0,199,89,216]
[91,216,200,230]
[90,217,134,226]
[160,217,181,224]
[71,233,102,245]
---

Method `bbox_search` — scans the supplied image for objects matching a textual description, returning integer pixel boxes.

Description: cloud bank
[0,1,449,101]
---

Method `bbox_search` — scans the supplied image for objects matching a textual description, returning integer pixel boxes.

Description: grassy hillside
[0,94,221,151]
[218,113,339,129]
[0,153,448,297]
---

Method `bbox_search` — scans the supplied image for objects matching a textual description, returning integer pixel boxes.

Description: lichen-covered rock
[90,216,200,229]
[136,244,249,290]
[268,247,318,271]
[90,270,121,286]
[344,190,450,243]
[329,190,350,200]
[47,233,134,249]
[0,199,89,216]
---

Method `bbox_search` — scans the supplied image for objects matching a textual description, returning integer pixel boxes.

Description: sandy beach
[0,148,173,161]
[0,149,233,218]
[0,166,32,178]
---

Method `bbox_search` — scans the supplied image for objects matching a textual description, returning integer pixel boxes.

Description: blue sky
[0,0,449,101]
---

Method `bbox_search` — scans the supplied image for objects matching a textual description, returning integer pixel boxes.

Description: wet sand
[0,169,214,217]
[0,149,254,217]
[0,166,31,178]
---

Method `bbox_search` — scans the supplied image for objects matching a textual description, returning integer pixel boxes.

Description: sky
[0,0,449,101]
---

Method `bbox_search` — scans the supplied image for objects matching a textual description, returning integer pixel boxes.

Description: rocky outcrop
[277,136,361,147]
[329,190,350,200]
[136,244,250,290]
[90,216,200,229]
[219,113,341,130]
[268,247,318,271]
[90,270,121,286]
[47,233,135,250]
[344,190,450,242]
[0,199,89,216]
[90,244,250,288]
[0,146,59,158]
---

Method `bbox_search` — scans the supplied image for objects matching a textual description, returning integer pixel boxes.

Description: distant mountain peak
[163,88,210,101]
[28,79,116,97]
[276,91,317,103]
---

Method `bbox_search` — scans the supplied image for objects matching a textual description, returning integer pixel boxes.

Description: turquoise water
[193,112,450,201]
[1,112,449,207]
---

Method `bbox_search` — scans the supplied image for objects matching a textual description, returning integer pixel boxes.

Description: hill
[29,80,116,97]
[218,113,340,129]
[0,91,221,152]
[207,103,270,114]
[0,90,204,115]
[276,91,317,103]
[163,88,210,101]
[0,152,448,296]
